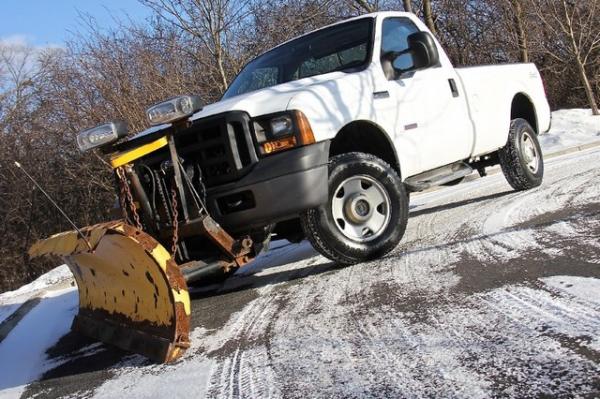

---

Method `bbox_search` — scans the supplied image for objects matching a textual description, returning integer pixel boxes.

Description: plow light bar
[146,95,202,126]
[77,121,128,152]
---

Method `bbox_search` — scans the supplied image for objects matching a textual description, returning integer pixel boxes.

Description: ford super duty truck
[82,11,551,270]
[29,11,552,363]
[71,10,553,274]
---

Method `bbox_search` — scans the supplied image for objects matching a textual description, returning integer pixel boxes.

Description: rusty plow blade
[29,221,190,363]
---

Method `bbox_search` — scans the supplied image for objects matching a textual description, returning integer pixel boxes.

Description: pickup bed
[89,11,551,271]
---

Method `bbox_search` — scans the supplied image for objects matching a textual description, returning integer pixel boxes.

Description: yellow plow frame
[29,221,190,363]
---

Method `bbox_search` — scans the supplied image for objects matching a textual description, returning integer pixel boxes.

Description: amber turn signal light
[262,136,297,154]
[295,110,316,145]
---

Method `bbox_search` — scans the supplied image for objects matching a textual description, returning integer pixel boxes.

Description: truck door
[375,17,474,173]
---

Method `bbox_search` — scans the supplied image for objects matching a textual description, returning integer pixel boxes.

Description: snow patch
[542,276,600,307]
[94,357,215,399]
[0,265,73,302]
[93,328,214,398]
[236,240,320,277]
[540,109,600,153]
[0,265,74,326]
[0,303,22,326]
[0,287,78,391]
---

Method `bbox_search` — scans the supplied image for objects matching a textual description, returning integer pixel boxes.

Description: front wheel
[499,118,544,191]
[300,152,408,265]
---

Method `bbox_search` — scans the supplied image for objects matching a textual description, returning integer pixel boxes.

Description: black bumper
[206,141,330,230]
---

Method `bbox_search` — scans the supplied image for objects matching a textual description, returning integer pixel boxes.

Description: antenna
[14,161,93,251]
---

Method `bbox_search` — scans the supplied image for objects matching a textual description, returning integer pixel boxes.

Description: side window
[380,18,419,78]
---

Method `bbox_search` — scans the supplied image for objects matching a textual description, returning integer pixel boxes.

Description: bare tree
[250,0,344,52]
[422,0,437,35]
[507,0,529,63]
[403,0,413,13]
[432,0,507,66]
[348,0,379,13]
[140,0,252,92]
[0,43,37,130]
[532,0,600,115]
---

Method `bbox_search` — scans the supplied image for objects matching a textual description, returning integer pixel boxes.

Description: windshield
[222,18,373,100]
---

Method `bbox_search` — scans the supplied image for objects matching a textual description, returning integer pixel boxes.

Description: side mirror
[406,31,439,71]
[385,31,440,77]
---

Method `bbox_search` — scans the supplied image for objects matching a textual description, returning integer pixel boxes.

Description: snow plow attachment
[29,221,190,363]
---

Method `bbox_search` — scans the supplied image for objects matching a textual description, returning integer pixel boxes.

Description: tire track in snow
[406,151,599,270]
[205,292,283,399]
[472,283,600,394]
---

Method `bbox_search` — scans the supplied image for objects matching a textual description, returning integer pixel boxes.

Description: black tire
[499,118,544,191]
[300,152,409,265]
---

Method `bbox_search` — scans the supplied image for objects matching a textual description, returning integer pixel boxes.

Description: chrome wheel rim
[331,175,391,242]
[521,132,540,174]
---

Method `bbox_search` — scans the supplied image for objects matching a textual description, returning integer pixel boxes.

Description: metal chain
[155,172,170,222]
[116,167,143,230]
[170,186,179,257]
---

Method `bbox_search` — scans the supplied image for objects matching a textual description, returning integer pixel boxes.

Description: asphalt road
[17,147,600,398]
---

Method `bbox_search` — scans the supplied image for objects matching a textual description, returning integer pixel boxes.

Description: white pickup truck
[85,11,551,268]
[40,10,552,362]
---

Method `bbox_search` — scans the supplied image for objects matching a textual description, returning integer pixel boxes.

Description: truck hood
[191,71,350,120]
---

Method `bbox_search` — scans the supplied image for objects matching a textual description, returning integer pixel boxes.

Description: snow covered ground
[0,265,73,326]
[0,266,76,397]
[539,108,600,153]
[0,109,599,398]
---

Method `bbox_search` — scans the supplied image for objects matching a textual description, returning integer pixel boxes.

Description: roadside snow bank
[0,265,73,325]
[0,286,78,392]
[541,109,600,153]
[0,265,73,302]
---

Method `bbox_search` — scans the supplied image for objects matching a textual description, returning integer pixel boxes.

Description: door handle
[448,79,459,98]
[373,91,390,99]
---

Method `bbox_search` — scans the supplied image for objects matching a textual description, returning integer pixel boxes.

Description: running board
[404,162,473,192]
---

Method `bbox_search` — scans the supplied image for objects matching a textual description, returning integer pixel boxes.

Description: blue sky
[0,0,151,47]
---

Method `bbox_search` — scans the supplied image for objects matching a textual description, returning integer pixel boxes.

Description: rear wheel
[300,152,408,265]
[499,118,544,191]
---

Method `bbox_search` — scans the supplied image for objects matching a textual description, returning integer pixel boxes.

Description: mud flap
[29,221,190,363]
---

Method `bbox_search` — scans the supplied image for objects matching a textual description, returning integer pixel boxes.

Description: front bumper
[206,141,330,230]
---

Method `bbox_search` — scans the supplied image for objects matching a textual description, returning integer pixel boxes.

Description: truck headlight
[146,95,202,126]
[76,121,128,152]
[253,111,316,156]
[270,115,293,137]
